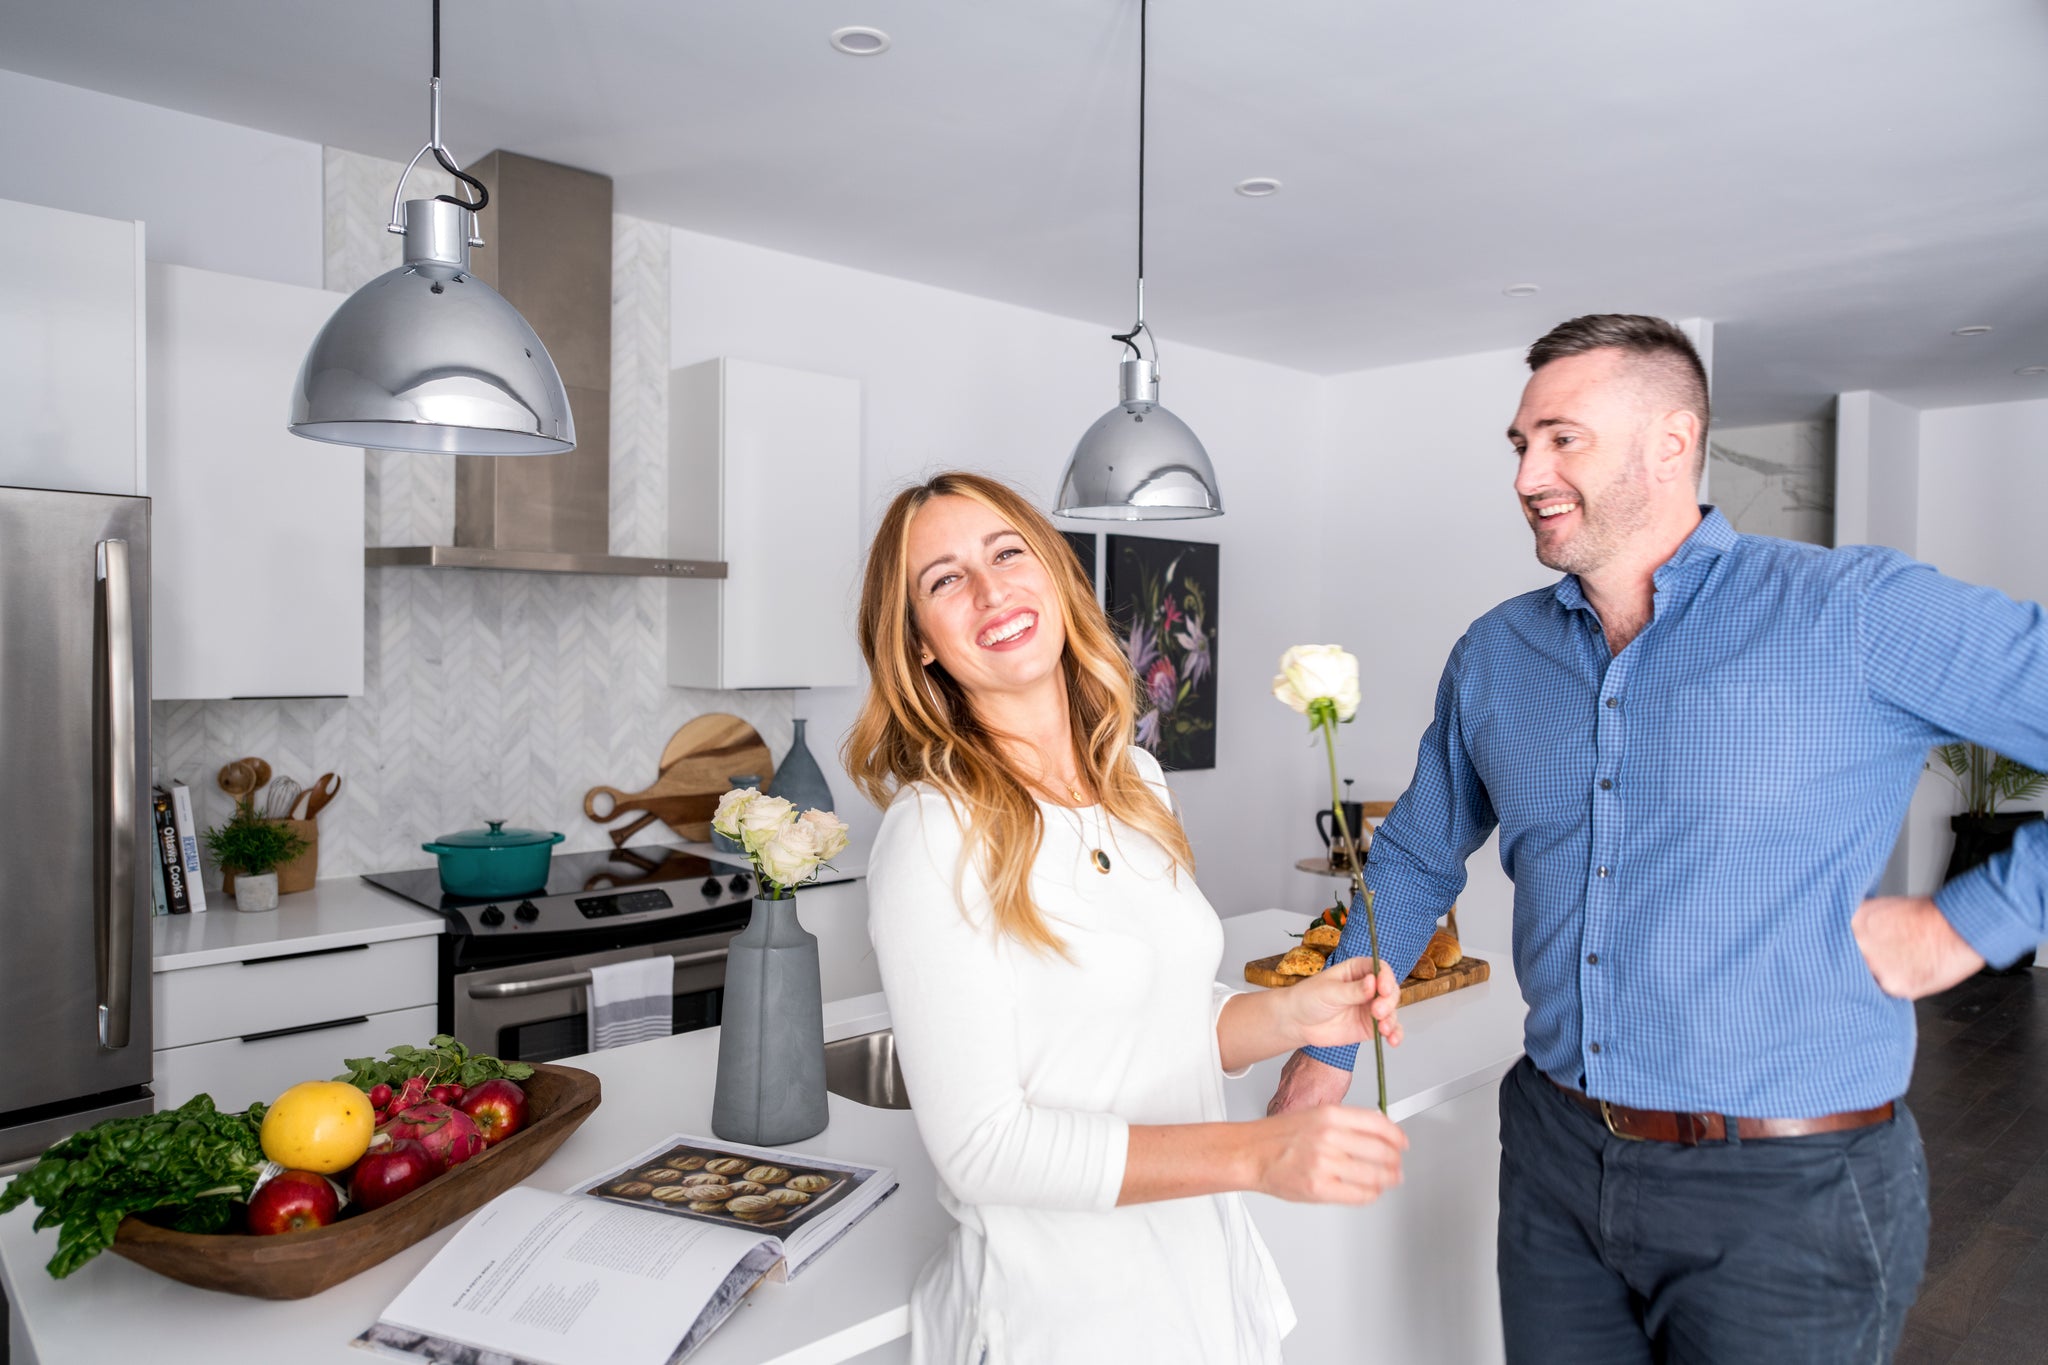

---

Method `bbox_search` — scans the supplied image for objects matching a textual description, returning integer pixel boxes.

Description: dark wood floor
[1900,967,2048,1364]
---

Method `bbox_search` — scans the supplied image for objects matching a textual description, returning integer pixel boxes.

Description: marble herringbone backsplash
[152,148,792,887]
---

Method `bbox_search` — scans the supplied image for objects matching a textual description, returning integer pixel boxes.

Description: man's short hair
[1526,314,1711,474]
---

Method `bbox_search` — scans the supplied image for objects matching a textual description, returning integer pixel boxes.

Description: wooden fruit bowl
[110,1063,601,1299]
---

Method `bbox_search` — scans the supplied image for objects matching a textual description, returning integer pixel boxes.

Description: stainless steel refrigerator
[0,485,154,1168]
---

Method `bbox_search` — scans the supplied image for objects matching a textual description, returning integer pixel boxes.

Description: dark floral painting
[1108,535,1218,771]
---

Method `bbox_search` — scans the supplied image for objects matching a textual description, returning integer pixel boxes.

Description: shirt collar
[1551,506,1736,612]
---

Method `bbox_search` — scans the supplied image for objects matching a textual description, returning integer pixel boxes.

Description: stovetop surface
[362,843,758,939]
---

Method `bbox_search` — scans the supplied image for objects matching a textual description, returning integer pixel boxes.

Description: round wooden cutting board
[583,714,776,845]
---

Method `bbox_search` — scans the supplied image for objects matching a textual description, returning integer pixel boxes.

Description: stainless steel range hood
[365,151,722,582]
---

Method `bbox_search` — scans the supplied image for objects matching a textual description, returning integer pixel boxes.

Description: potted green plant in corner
[204,800,308,912]
[1932,742,2046,973]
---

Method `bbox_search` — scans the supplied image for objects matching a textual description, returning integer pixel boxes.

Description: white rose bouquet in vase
[707,788,850,1145]
[1273,645,1389,1114]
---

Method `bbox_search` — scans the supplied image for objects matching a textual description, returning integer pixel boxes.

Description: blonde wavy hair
[843,472,1194,955]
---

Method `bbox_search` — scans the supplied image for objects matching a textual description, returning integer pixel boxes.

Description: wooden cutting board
[584,714,776,846]
[1244,952,1490,1006]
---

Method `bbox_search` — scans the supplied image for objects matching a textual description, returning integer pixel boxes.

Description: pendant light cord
[429,0,490,212]
[1111,0,1152,362]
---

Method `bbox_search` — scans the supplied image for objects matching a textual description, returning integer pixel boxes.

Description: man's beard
[1531,452,1653,575]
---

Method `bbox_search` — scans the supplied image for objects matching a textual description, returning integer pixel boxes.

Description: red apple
[246,1169,340,1235]
[457,1079,529,1146]
[381,1102,484,1172]
[348,1137,437,1211]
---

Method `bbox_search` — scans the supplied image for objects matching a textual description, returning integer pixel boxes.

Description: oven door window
[495,987,724,1065]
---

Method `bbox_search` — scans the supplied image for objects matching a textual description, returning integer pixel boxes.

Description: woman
[846,472,1408,1364]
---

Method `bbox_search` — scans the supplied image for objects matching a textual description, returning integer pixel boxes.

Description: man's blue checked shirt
[1308,508,2048,1116]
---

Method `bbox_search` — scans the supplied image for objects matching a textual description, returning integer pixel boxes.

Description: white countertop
[8,909,1528,1365]
[152,877,445,972]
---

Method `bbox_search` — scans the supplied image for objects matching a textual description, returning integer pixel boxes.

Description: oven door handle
[465,947,730,1000]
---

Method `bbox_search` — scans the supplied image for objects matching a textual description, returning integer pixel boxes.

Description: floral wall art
[1107,535,1219,771]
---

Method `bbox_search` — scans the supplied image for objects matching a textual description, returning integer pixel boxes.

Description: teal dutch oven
[422,819,566,897]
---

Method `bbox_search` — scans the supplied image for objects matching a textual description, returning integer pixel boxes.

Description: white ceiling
[4,0,2047,424]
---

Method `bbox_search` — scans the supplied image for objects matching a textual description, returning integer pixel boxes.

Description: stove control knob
[514,901,540,923]
[727,872,750,894]
[701,876,723,898]
[478,905,505,927]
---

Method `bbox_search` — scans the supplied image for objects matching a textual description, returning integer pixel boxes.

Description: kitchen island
[3,909,1526,1364]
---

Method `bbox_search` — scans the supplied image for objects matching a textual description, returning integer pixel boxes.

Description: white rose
[799,808,849,863]
[757,818,823,889]
[712,787,759,840]
[736,794,795,854]
[1273,645,1361,722]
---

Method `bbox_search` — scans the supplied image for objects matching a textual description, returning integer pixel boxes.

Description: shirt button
[1589,1042,1603,1055]
[1606,696,1620,709]
[1599,778,1613,790]
[1587,953,1599,965]
[1596,866,1609,877]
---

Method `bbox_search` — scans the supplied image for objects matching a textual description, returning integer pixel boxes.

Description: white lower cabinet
[153,935,440,1112]
[154,1005,437,1113]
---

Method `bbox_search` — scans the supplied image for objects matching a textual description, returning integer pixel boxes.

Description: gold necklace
[1039,773,1109,873]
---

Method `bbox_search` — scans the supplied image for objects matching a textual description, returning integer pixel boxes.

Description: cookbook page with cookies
[356,1185,784,1365]
[573,1133,898,1276]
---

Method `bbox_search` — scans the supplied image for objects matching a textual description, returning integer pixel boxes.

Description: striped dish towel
[587,955,674,1051]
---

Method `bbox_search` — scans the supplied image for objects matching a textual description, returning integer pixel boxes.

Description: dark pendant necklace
[1092,848,1112,875]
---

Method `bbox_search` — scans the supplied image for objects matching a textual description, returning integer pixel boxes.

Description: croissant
[1303,924,1342,952]
[1425,927,1462,969]
[1408,954,1439,981]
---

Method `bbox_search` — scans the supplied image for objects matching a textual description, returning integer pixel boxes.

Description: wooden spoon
[217,760,258,808]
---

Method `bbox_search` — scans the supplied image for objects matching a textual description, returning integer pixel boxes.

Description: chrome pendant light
[289,1,574,456]
[1056,0,1221,520]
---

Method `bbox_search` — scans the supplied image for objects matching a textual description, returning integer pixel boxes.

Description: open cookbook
[354,1135,897,1365]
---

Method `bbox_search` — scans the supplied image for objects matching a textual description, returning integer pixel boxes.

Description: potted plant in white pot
[203,800,308,912]
[1932,742,2046,973]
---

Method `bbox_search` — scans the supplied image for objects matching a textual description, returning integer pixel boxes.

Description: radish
[379,1102,483,1173]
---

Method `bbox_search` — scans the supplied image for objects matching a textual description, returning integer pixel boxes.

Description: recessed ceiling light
[2018,366,2048,376]
[1233,177,1282,198]
[1503,283,1541,298]
[830,26,890,55]
[1953,325,1993,336]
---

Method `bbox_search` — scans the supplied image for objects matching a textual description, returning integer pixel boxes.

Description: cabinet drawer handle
[240,1014,370,1044]
[239,943,372,966]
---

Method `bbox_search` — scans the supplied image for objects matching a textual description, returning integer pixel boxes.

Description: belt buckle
[1600,1099,1644,1141]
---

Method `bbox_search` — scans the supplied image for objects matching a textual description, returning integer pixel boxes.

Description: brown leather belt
[1548,1076,1894,1145]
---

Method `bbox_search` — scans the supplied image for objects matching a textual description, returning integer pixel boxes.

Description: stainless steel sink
[824,1028,911,1110]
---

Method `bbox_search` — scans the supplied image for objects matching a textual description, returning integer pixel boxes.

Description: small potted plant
[203,800,308,912]
[1932,743,2045,973]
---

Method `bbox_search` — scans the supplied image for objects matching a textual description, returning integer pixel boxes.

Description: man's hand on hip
[1852,895,1986,999]
[1267,1049,1354,1116]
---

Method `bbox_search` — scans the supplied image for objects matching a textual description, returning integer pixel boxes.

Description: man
[1269,314,2048,1361]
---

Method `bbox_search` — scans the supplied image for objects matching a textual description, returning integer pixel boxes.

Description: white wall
[0,69,321,288]
[1836,389,1921,554]
[670,228,1329,920]
[1311,346,1556,950]
[1903,397,2048,902]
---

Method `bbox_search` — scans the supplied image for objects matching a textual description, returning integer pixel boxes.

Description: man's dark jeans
[1498,1056,1929,1363]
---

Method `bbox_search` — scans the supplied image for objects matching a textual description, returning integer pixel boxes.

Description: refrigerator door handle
[96,538,135,1051]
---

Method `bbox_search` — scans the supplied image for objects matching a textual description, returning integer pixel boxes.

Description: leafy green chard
[335,1034,533,1093]
[0,1096,269,1278]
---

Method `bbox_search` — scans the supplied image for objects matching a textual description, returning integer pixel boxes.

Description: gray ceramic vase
[765,719,835,816]
[711,894,828,1146]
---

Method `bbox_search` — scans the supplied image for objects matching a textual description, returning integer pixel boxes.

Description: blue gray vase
[766,718,835,815]
[712,894,828,1146]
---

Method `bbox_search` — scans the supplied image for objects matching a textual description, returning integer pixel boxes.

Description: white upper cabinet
[148,262,364,699]
[668,358,863,690]
[0,197,144,497]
